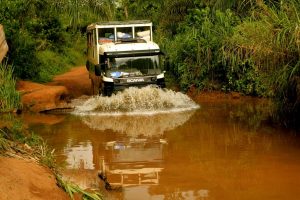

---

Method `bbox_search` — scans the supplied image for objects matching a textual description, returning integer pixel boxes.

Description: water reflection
[54,111,195,191]
[102,139,164,187]
[26,100,300,200]
[64,140,94,169]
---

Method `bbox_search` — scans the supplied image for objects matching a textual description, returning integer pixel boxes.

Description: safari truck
[86,20,165,96]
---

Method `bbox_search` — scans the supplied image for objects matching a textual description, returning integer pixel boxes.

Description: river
[24,87,300,200]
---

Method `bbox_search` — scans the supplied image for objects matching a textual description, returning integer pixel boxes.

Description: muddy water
[26,90,300,200]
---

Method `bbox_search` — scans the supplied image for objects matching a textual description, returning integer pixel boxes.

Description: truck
[86,20,166,96]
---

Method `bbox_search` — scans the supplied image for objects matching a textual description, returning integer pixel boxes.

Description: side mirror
[85,61,90,71]
[95,64,101,76]
[102,63,108,71]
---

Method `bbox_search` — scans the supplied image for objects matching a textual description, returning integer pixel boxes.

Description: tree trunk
[0,25,8,62]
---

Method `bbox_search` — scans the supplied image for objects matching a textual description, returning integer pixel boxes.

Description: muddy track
[17,66,91,112]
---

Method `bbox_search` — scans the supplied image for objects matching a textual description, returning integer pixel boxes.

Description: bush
[35,33,86,83]
[8,32,41,79]
[0,0,68,80]
[35,50,70,82]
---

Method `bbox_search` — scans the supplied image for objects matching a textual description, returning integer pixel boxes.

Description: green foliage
[34,33,86,82]
[164,7,240,91]
[117,0,162,22]
[49,0,116,31]
[0,0,90,81]
[153,0,299,127]
[222,0,300,126]
[0,63,20,112]
[0,0,65,79]
[224,60,267,96]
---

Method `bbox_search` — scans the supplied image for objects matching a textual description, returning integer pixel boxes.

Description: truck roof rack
[93,20,151,26]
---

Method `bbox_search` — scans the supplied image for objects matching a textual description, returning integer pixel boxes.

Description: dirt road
[17,66,91,112]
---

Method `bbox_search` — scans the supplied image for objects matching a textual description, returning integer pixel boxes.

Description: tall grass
[0,63,20,112]
[222,0,300,127]
[162,7,240,91]
[56,176,104,200]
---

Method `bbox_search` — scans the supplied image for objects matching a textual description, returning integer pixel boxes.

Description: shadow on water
[22,88,300,200]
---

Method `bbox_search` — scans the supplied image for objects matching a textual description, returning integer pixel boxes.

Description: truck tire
[103,87,112,97]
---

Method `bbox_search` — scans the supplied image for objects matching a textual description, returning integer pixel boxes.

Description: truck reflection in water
[62,111,195,189]
[101,138,166,187]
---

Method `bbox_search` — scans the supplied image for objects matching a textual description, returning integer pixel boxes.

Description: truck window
[107,55,161,78]
[116,27,133,40]
[135,26,151,41]
[98,28,114,44]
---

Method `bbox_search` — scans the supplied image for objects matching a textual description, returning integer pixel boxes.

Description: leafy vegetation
[153,0,299,129]
[0,0,106,81]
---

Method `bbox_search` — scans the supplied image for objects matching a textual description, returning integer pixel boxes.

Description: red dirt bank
[17,66,91,112]
[0,157,69,200]
[1,66,92,200]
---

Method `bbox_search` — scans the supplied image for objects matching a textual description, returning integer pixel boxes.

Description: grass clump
[57,176,104,200]
[0,63,20,112]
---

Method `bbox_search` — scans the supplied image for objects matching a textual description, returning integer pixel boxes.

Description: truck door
[92,29,98,64]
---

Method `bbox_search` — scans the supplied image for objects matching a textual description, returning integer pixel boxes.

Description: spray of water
[73,86,199,115]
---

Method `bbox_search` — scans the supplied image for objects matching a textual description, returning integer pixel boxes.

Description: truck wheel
[103,87,112,97]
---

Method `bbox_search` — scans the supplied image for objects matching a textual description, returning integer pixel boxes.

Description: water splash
[73,86,199,116]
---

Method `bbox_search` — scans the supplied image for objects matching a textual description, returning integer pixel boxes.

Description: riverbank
[0,115,103,200]
[0,116,70,200]
[1,65,100,199]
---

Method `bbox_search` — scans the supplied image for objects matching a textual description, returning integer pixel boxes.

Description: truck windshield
[107,55,161,78]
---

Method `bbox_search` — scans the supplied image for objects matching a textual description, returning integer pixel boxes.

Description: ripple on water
[72,86,200,116]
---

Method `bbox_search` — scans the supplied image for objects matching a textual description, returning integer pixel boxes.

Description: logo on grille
[127,78,145,83]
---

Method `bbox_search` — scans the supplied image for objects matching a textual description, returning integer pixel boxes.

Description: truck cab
[86,20,166,96]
